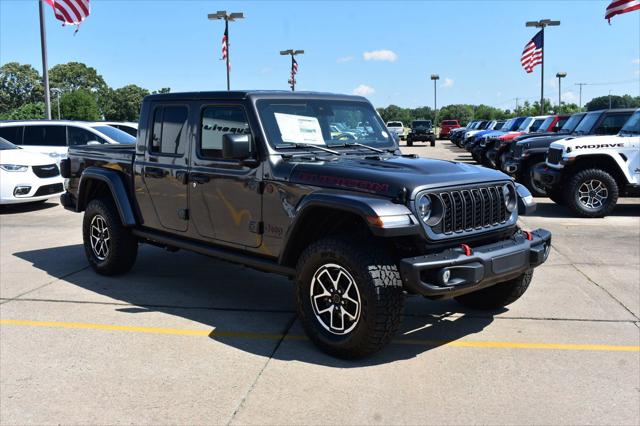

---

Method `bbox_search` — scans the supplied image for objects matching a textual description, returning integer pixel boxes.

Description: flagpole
[540,26,544,115]
[225,19,230,91]
[291,54,295,92]
[39,0,52,119]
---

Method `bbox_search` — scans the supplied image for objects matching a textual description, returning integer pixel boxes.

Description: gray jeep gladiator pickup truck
[60,91,551,358]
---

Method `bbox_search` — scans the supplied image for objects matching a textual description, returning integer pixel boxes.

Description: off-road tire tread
[83,197,138,276]
[455,270,533,310]
[295,237,404,359]
[565,168,618,218]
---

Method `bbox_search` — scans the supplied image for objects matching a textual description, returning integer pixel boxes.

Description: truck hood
[515,132,569,146]
[549,134,621,150]
[289,155,510,199]
[0,148,58,166]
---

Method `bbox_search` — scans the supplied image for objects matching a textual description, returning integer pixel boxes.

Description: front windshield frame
[256,99,395,150]
[91,125,136,144]
[560,113,585,132]
[620,110,640,134]
[536,116,555,132]
[0,137,18,150]
[517,117,534,131]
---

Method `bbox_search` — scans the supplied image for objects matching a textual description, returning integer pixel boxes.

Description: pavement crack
[0,266,90,306]
[225,314,297,426]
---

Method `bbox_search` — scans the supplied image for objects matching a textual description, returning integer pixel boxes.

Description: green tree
[439,104,474,125]
[49,62,107,94]
[101,84,149,121]
[0,62,43,114]
[152,87,171,94]
[60,90,101,120]
[0,102,45,120]
[585,95,640,111]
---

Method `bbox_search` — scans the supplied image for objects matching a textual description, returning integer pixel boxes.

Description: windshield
[573,112,601,134]
[493,121,505,130]
[90,125,136,144]
[530,118,546,132]
[387,122,402,127]
[560,113,585,133]
[0,137,18,150]
[536,117,555,132]
[412,121,432,128]
[257,99,393,148]
[620,110,640,135]
[500,119,514,131]
[517,117,533,131]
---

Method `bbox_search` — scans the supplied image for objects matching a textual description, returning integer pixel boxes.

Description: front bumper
[503,158,522,174]
[399,229,551,298]
[532,164,562,188]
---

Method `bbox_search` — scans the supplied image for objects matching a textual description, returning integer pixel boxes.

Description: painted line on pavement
[1,319,638,352]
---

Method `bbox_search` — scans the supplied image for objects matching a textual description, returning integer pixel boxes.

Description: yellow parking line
[1,319,638,352]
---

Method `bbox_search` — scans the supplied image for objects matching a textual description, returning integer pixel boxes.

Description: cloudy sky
[1,0,638,109]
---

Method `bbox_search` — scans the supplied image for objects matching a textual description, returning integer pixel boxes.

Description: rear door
[139,104,191,232]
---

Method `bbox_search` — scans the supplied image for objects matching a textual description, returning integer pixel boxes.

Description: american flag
[221,26,228,60]
[45,0,90,27]
[605,0,640,22]
[521,30,543,74]
[291,57,298,78]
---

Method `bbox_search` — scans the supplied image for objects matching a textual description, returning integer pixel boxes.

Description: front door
[140,104,190,232]
[188,104,262,248]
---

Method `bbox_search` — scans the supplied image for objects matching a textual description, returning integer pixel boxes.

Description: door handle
[189,173,210,184]
[144,167,165,178]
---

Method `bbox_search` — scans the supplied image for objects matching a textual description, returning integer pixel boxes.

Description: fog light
[13,186,31,196]
[441,269,451,284]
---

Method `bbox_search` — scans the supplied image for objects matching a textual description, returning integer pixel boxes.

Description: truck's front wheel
[455,270,533,310]
[296,237,404,358]
[565,169,619,218]
[83,197,138,276]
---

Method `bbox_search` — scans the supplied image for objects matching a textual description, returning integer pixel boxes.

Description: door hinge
[249,220,264,234]
[178,209,189,220]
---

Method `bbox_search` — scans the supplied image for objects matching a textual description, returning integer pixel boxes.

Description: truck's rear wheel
[83,197,138,276]
[295,237,404,358]
[406,138,413,147]
[523,161,548,197]
[565,169,618,218]
[455,270,533,310]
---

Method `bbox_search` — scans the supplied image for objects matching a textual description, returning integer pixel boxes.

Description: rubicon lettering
[295,172,390,193]
[574,143,624,150]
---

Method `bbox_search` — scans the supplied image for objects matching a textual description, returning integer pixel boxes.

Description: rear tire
[523,161,548,197]
[406,138,413,147]
[295,237,404,359]
[455,270,533,310]
[565,169,618,218]
[83,197,138,276]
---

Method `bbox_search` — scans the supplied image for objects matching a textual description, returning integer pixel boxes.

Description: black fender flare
[278,191,420,265]
[77,167,137,227]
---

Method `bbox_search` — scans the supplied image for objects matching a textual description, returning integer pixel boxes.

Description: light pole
[38,0,51,119]
[51,88,61,119]
[208,10,244,91]
[609,90,612,109]
[430,74,439,131]
[525,19,560,115]
[280,49,304,91]
[556,72,566,111]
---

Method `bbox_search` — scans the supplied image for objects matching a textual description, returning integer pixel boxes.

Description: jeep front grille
[433,185,510,235]
[547,148,562,165]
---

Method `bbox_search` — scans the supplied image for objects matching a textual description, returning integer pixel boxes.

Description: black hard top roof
[145,90,369,103]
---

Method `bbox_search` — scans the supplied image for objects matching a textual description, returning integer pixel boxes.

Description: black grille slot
[513,144,524,158]
[32,164,60,178]
[33,183,63,197]
[547,148,562,165]
[435,184,510,235]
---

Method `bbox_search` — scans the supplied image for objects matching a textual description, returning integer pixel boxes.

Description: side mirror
[87,140,101,145]
[222,133,252,160]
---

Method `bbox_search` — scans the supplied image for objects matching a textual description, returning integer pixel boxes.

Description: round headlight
[417,194,432,222]
[503,184,516,212]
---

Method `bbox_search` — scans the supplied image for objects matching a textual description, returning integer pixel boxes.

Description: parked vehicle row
[452,109,639,217]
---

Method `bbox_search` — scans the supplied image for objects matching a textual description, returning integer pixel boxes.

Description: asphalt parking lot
[1,141,639,425]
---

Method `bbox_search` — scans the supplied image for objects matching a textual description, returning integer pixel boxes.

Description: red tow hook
[523,230,533,241]
[460,244,472,256]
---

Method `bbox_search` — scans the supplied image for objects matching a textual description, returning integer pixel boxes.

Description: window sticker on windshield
[274,113,324,145]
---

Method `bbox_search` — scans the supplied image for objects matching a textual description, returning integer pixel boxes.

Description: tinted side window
[596,113,632,135]
[23,125,66,146]
[0,126,23,144]
[68,126,107,146]
[149,106,188,155]
[200,106,250,159]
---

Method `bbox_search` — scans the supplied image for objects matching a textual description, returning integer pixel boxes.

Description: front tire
[522,161,548,197]
[565,169,618,218]
[296,237,404,359]
[455,270,533,310]
[83,197,138,275]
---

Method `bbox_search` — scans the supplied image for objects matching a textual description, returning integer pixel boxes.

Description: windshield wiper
[275,142,340,155]
[327,141,387,153]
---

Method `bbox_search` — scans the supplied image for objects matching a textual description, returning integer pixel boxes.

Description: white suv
[386,121,405,140]
[0,120,136,164]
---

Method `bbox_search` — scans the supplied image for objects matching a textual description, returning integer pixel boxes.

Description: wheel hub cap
[578,179,608,209]
[310,263,361,335]
[90,215,110,261]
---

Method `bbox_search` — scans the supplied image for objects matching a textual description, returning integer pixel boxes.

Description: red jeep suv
[439,119,461,139]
